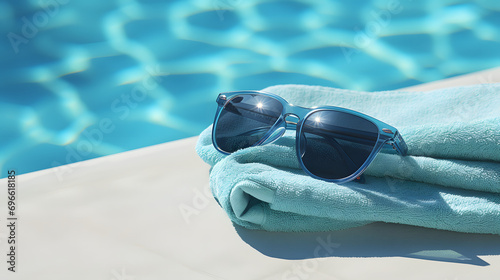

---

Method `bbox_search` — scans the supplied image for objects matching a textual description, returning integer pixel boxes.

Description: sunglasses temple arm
[387,131,408,156]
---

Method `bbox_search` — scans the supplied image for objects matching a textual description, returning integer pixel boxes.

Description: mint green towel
[196,84,500,234]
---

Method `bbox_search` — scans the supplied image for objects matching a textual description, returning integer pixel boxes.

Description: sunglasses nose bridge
[284,113,300,129]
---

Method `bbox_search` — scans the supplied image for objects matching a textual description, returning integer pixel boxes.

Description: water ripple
[1,0,499,176]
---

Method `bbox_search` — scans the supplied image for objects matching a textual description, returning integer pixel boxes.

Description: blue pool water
[1,0,500,177]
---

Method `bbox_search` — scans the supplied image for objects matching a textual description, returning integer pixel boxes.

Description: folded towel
[196,84,500,234]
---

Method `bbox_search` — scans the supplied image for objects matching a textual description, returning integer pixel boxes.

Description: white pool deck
[1,68,500,279]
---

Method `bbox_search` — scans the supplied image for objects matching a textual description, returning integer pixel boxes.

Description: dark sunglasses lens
[214,94,283,153]
[300,110,379,180]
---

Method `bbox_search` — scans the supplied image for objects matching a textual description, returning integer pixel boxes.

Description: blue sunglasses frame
[212,90,408,184]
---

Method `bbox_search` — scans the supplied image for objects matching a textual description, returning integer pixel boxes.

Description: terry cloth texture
[196,84,500,234]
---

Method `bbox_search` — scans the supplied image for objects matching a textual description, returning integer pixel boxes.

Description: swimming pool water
[1,0,500,177]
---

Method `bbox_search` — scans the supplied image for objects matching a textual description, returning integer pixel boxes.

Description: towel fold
[196,84,500,234]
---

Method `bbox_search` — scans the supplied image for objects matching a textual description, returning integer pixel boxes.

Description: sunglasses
[211,91,408,184]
